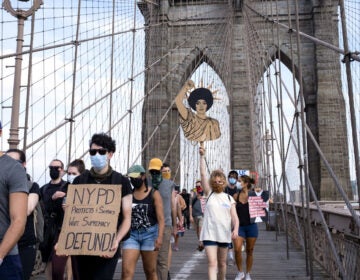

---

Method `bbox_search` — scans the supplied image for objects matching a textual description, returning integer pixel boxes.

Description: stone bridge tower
[139,0,351,201]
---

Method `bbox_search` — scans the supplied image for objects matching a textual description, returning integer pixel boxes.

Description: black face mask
[50,169,60,180]
[130,177,144,189]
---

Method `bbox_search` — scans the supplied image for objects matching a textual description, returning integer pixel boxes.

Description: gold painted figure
[175,80,221,142]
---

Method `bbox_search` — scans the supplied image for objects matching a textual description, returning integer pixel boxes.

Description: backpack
[28,181,44,243]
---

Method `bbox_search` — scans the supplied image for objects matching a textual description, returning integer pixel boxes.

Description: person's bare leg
[234,237,245,272]
[205,246,218,280]
[141,251,159,280]
[121,249,141,280]
[245,237,257,273]
[217,247,228,280]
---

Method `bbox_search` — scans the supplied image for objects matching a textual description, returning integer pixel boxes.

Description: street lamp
[2,0,43,148]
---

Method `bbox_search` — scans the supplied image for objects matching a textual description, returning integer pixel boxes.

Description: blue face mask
[229,178,237,185]
[90,154,107,171]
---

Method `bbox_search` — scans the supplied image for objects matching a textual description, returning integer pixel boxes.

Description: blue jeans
[0,254,24,280]
[122,224,159,251]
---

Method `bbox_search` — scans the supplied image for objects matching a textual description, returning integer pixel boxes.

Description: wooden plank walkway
[31,223,330,279]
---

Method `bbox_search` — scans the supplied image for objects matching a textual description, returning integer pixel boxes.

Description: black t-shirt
[225,185,238,197]
[18,181,40,247]
[72,170,132,228]
[40,180,67,230]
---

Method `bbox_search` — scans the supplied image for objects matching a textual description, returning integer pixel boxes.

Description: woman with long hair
[233,175,257,280]
[198,146,238,280]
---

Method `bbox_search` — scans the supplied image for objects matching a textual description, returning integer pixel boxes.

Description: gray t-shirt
[0,155,29,255]
[157,179,175,226]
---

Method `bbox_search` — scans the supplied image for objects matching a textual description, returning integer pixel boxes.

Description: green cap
[127,164,146,178]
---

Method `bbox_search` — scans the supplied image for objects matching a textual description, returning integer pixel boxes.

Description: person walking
[70,133,133,280]
[189,181,205,251]
[56,159,86,280]
[233,175,257,280]
[225,170,239,266]
[148,158,177,280]
[0,121,29,280]
[39,159,67,279]
[121,164,164,280]
[198,146,239,280]
[180,188,191,230]
[6,149,40,280]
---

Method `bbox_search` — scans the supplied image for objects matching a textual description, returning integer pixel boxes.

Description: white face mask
[236,182,242,190]
[67,174,77,184]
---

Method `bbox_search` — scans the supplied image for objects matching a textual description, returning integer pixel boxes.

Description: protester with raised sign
[69,133,132,280]
[233,175,258,280]
[121,164,164,280]
[198,146,238,280]
[0,121,29,280]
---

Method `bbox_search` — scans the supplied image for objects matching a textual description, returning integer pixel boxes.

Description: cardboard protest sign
[57,184,121,256]
[248,196,267,223]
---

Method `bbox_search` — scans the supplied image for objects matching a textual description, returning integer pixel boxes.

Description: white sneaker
[245,273,251,280]
[235,271,245,280]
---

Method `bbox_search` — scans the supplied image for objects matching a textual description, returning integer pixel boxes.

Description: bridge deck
[31,223,330,279]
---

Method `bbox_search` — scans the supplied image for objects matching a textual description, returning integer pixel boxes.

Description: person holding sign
[68,133,133,280]
[198,146,238,280]
[233,175,258,280]
[121,164,164,280]
[175,80,221,142]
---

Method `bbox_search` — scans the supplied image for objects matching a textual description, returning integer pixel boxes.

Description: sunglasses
[49,166,61,170]
[150,170,161,175]
[89,148,107,156]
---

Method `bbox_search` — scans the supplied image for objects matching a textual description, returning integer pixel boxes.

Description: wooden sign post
[57,184,121,256]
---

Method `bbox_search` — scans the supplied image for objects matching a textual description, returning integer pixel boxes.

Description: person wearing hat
[121,164,164,280]
[0,120,29,279]
[175,80,221,142]
[148,158,177,280]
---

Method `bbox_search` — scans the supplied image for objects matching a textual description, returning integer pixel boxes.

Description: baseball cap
[148,158,163,171]
[127,164,145,178]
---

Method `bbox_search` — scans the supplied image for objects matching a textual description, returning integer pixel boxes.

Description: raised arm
[199,146,210,196]
[175,80,195,120]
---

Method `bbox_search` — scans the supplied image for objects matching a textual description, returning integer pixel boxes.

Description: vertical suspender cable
[67,0,82,164]
[339,0,360,208]
[127,0,138,169]
[108,0,116,136]
[23,12,36,152]
[294,0,313,277]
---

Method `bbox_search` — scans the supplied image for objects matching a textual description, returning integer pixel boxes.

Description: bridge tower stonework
[139,0,351,201]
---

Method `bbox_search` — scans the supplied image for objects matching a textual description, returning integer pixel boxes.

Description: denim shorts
[122,224,158,251]
[238,223,258,238]
[203,240,231,248]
